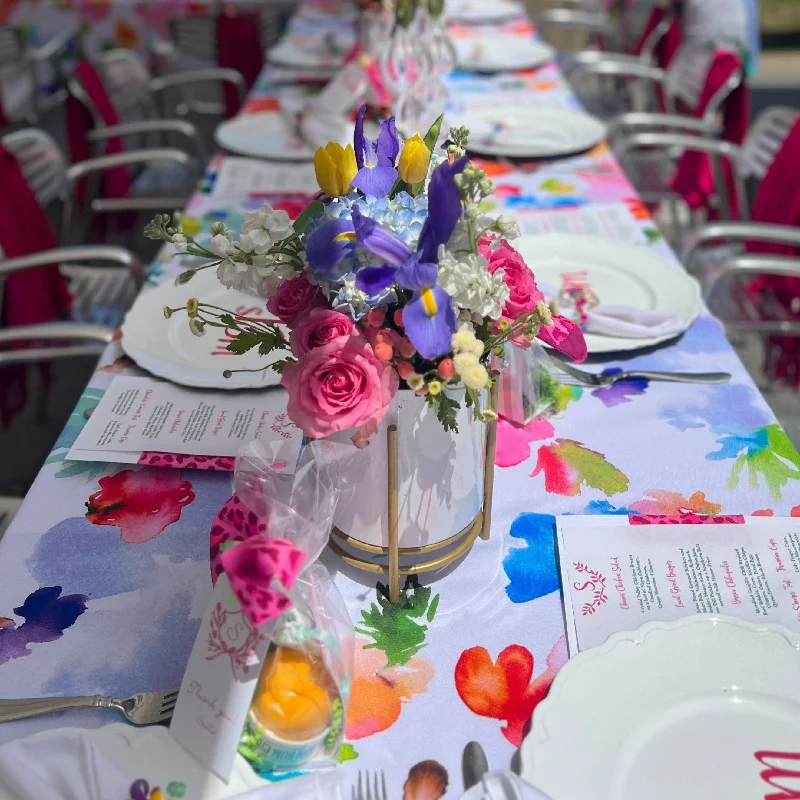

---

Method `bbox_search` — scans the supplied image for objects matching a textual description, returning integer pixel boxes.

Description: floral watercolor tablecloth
[2,4,800,799]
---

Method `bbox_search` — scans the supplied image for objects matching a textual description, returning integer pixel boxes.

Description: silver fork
[0,687,179,726]
[551,357,731,387]
[352,770,388,800]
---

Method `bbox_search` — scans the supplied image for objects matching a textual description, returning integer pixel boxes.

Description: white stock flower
[171,233,188,253]
[239,204,293,254]
[437,246,509,323]
[493,214,520,239]
[208,233,235,259]
[215,259,250,291]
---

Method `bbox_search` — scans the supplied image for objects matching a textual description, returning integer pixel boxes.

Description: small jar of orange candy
[241,643,340,772]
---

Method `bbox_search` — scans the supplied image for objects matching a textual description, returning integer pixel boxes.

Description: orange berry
[398,337,416,358]
[438,359,455,380]
[397,361,414,380]
[366,308,385,327]
[374,341,393,361]
[393,309,404,327]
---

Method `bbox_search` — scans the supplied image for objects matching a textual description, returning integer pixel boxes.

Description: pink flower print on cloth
[221,536,306,627]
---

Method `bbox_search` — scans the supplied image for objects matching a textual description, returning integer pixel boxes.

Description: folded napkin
[583,305,686,339]
[0,733,133,800]
[461,771,553,800]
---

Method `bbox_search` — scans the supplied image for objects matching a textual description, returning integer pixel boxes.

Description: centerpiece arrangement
[146,105,586,440]
[145,106,587,601]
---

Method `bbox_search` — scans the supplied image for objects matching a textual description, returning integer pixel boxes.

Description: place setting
[454,35,556,73]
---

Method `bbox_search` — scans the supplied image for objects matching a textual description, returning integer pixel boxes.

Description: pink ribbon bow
[221,536,307,627]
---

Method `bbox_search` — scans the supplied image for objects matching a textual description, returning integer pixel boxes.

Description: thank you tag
[170,575,275,781]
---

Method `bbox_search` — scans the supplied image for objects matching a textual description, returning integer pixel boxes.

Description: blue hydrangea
[302,191,428,315]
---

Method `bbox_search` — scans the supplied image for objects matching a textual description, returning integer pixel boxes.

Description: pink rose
[281,335,399,438]
[290,308,354,357]
[479,235,545,320]
[267,274,323,325]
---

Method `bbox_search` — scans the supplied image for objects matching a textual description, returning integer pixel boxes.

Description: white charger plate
[457,107,606,159]
[215,111,352,161]
[455,36,555,72]
[447,0,524,23]
[513,234,700,352]
[0,723,266,800]
[268,44,345,71]
[522,615,800,800]
[121,269,285,390]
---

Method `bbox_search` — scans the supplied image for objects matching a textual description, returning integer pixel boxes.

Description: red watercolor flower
[454,639,566,746]
[86,469,195,544]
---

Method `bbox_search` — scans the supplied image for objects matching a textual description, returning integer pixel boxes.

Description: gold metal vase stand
[328,383,499,603]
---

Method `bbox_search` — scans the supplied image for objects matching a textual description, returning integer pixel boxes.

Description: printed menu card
[68,376,300,468]
[557,516,800,654]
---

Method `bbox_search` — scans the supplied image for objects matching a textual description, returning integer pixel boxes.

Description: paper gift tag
[170,575,275,781]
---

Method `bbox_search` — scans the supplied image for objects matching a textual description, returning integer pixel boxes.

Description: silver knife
[463,741,490,791]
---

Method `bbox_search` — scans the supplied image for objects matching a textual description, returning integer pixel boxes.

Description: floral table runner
[1,4,798,798]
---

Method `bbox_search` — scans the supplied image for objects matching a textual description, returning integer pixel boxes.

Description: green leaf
[464,387,482,421]
[270,359,289,374]
[337,743,359,763]
[388,176,411,199]
[426,592,440,623]
[433,391,460,433]
[293,198,324,235]
[227,331,261,355]
[409,113,445,196]
[218,313,237,328]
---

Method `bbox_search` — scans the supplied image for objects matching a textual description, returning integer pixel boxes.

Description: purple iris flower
[351,158,469,359]
[305,217,356,280]
[351,105,400,199]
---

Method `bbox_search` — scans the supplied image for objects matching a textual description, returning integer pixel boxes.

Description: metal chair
[618,108,800,352]
[0,25,79,126]
[0,127,189,324]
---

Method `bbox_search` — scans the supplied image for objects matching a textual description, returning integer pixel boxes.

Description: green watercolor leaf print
[725,423,800,500]
[355,577,440,668]
[533,438,629,497]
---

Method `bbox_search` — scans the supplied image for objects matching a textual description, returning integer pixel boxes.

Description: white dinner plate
[513,234,700,352]
[0,723,266,800]
[522,615,800,800]
[121,269,285,389]
[268,43,346,71]
[455,36,555,72]
[215,110,352,161]
[447,0,524,23]
[457,107,606,159]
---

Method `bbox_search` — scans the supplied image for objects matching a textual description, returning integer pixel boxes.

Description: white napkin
[584,305,686,339]
[0,733,132,800]
[461,771,553,800]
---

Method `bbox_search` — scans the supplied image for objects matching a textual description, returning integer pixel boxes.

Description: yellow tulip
[314,142,357,197]
[397,133,431,184]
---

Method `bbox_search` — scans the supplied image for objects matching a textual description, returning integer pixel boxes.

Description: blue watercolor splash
[591,369,649,408]
[707,423,769,461]
[503,513,559,604]
[660,383,771,433]
[582,500,633,515]
[27,471,232,599]
[0,587,88,665]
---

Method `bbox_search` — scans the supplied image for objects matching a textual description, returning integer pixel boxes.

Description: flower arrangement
[145,106,587,441]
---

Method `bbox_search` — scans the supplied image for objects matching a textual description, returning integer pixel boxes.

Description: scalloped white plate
[513,234,701,353]
[447,0,523,23]
[455,36,555,72]
[0,723,266,800]
[522,615,800,800]
[455,107,606,159]
[121,268,285,389]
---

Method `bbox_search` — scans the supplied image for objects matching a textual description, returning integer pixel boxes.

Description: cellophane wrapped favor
[218,440,366,775]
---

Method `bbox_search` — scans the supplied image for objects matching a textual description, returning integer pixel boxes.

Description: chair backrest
[0,26,25,68]
[738,106,799,183]
[169,15,218,64]
[91,49,155,123]
[663,41,742,119]
[1,128,68,216]
[0,26,37,123]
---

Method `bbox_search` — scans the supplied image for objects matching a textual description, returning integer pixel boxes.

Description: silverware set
[551,356,732,387]
[352,769,388,800]
[0,687,179,725]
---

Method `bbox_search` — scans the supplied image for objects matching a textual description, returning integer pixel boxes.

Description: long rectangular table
[1,3,799,796]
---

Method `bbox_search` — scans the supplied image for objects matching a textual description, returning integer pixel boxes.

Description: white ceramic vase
[329,387,485,548]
